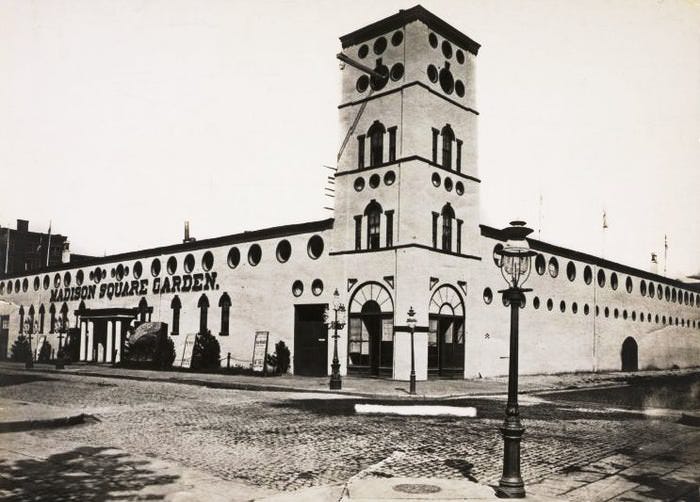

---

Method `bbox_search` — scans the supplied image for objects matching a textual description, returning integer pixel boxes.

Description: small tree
[10,335,31,363]
[266,341,290,375]
[154,336,177,370]
[38,341,52,363]
[191,330,220,370]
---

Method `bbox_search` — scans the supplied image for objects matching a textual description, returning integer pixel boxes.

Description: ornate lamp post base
[329,372,342,390]
[24,360,34,369]
[497,420,526,498]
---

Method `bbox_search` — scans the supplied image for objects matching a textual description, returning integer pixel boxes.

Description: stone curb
[0,413,95,434]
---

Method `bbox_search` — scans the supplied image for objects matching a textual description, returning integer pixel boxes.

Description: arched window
[198,294,210,335]
[38,304,45,333]
[171,296,181,336]
[364,200,383,250]
[138,298,149,323]
[441,125,454,170]
[28,306,35,334]
[219,293,231,336]
[49,304,56,334]
[60,303,69,326]
[18,306,25,334]
[367,121,386,167]
[441,203,455,252]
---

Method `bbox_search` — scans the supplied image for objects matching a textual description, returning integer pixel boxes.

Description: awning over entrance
[75,307,139,320]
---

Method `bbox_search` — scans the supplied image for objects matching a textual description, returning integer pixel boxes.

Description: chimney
[184,221,190,243]
[62,241,71,264]
[650,253,658,274]
[16,219,29,233]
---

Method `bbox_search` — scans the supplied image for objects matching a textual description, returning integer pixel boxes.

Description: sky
[1,0,699,279]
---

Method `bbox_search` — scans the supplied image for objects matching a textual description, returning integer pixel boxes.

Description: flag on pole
[602,210,608,229]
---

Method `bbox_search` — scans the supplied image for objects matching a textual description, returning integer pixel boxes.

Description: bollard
[227,352,231,369]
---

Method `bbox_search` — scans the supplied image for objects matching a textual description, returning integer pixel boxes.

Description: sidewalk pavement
[2,361,697,400]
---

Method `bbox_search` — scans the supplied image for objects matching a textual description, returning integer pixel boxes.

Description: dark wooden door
[0,316,9,360]
[294,305,328,376]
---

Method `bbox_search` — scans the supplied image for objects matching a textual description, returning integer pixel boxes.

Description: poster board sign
[179,334,197,368]
[252,331,269,374]
[35,335,47,361]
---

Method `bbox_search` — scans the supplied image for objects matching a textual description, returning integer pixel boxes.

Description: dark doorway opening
[621,337,638,372]
[428,314,465,377]
[294,304,328,376]
[348,300,393,376]
[92,320,108,362]
[0,315,9,360]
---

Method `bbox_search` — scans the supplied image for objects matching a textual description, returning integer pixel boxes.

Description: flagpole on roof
[46,221,52,267]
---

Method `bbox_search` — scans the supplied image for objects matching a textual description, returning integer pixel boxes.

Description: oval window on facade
[54,273,61,288]
[428,32,438,48]
[444,177,453,192]
[626,276,633,293]
[228,247,241,268]
[151,259,161,277]
[547,298,553,311]
[14,279,19,292]
[248,244,262,266]
[583,265,592,285]
[623,310,628,320]
[533,296,540,309]
[649,282,655,298]
[116,264,124,281]
[0,282,4,295]
[455,181,464,195]
[354,177,365,192]
[483,287,493,304]
[572,302,578,314]
[22,278,28,292]
[566,262,576,282]
[202,251,214,271]
[307,235,324,259]
[604,307,610,318]
[535,254,546,275]
[63,272,71,287]
[431,172,441,187]
[133,261,143,279]
[311,279,324,296]
[559,300,566,313]
[384,170,396,186]
[358,44,369,59]
[548,257,559,278]
[640,280,647,296]
[292,280,303,297]
[276,240,292,263]
[369,174,380,188]
[33,277,40,291]
[7,281,12,294]
[597,269,606,288]
[76,270,84,286]
[391,31,403,46]
[610,272,618,290]
[43,275,50,290]
[584,304,590,316]
[184,254,195,273]
[665,286,670,301]
[167,256,177,275]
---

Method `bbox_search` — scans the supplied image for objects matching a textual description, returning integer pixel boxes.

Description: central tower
[331,6,482,380]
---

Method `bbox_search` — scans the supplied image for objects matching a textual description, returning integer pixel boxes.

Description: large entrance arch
[348,282,394,376]
[621,337,638,372]
[428,285,465,377]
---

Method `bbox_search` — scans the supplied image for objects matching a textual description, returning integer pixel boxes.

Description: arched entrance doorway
[428,285,465,377]
[621,337,638,372]
[348,282,394,376]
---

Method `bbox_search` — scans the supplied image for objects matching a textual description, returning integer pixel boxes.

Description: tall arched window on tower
[367,121,386,167]
[442,203,455,252]
[364,200,383,250]
[38,305,45,333]
[171,296,181,336]
[441,125,454,170]
[18,306,24,334]
[49,304,56,333]
[28,306,35,333]
[219,293,231,336]
[198,294,210,334]
[138,298,149,323]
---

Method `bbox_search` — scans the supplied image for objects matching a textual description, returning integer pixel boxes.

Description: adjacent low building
[1,5,698,378]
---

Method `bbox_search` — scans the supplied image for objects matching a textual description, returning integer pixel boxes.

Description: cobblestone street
[0,368,698,500]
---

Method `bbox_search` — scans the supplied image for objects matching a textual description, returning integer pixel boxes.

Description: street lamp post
[493,221,536,499]
[324,289,346,390]
[406,307,417,395]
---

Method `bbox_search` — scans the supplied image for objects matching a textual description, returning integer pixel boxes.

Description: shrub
[191,330,220,370]
[266,341,290,375]
[38,341,52,363]
[10,335,31,363]
[155,336,176,370]
[121,333,176,370]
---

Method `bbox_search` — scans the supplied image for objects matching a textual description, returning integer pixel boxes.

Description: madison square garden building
[1,6,699,380]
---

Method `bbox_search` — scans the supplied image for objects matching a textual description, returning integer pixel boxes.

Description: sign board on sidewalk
[252,331,269,374]
[180,334,197,368]
[35,335,47,361]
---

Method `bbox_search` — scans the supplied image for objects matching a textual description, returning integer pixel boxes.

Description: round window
[610,272,618,290]
[640,280,647,296]
[248,244,262,266]
[649,282,655,298]
[428,32,438,48]
[202,251,214,271]
[184,254,195,273]
[597,269,606,288]
[369,174,380,188]
[133,261,143,279]
[76,270,84,286]
[444,177,453,191]
[384,170,396,186]
[547,299,553,311]
[358,44,369,59]
[292,280,304,297]
[307,235,324,259]
[583,266,592,285]
[427,65,438,83]
[276,240,292,263]
[54,273,61,288]
[354,177,365,192]
[116,264,124,281]
[533,296,540,309]
[390,63,404,81]
[604,307,610,318]
[228,247,241,268]
[626,276,633,293]
[456,49,465,64]
[535,254,546,275]
[431,172,441,187]
[167,256,177,275]
[441,40,453,58]
[373,36,387,55]
[455,80,465,97]
[566,262,576,282]
[33,277,40,291]
[64,272,71,286]
[439,66,454,94]
[356,75,369,93]
[391,31,403,46]
[7,282,12,294]
[14,279,19,292]
[572,302,578,314]
[43,275,50,289]
[22,278,28,292]
[311,279,324,296]
[455,181,464,195]
[548,257,559,278]
[483,287,493,304]
[151,259,161,277]
[560,301,566,313]
[584,304,590,316]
